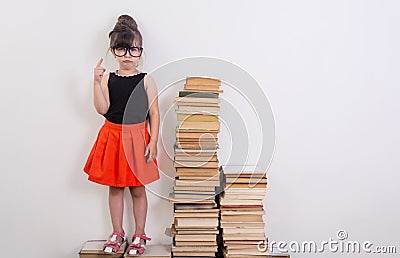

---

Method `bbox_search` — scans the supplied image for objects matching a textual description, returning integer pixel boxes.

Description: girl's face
[110,41,142,71]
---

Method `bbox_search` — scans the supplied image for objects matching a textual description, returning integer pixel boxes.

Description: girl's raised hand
[94,58,106,84]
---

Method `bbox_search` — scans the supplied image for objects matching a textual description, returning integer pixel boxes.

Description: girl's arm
[93,74,110,115]
[93,58,110,115]
[144,74,160,144]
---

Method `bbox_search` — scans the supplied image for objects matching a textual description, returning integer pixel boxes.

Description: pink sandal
[103,231,127,253]
[126,234,152,256]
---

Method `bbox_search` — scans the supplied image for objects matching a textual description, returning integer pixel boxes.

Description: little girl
[83,14,160,256]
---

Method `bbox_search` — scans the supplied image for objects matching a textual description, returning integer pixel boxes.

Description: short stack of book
[78,240,171,258]
[219,165,268,258]
[169,76,223,257]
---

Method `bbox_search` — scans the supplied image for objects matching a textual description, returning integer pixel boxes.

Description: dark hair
[109,14,142,48]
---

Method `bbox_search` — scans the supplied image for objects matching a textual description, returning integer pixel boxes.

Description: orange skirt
[83,119,160,187]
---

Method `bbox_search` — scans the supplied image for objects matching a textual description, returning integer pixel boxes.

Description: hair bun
[109,14,143,47]
[117,14,137,31]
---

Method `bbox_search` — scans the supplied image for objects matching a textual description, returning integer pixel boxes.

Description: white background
[0,1,399,257]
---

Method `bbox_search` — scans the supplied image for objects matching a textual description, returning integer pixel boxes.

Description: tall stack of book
[219,165,268,258]
[169,77,223,257]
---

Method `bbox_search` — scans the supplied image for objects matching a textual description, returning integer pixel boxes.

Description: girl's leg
[129,186,148,245]
[109,186,125,236]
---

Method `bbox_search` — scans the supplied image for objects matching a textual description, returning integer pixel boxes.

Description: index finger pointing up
[96,58,103,67]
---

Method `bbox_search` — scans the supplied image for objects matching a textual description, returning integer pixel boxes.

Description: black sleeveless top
[103,72,149,124]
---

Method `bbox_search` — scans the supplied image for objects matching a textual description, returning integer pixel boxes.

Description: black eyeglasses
[111,46,143,57]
